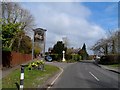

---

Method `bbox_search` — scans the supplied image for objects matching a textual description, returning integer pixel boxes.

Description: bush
[99,54,119,65]
[2,47,11,52]
[65,54,72,60]
[71,54,81,61]
[50,54,82,62]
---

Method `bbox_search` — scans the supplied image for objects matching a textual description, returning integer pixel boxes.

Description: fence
[99,54,120,65]
[2,51,32,68]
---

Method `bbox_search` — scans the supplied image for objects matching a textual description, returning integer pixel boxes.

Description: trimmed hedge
[50,54,81,62]
[99,54,120,65]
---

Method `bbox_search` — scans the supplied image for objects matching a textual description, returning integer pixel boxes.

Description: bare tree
[91,29,120,55]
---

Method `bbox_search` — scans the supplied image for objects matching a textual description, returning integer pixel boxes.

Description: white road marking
[47,67,63,89]
[89,72,99,81]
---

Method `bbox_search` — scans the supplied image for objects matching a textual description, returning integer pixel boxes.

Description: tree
[91,39,108,55]
[78,43,89,60]
[2,2,34,52]
[2,22,21,51]
[52,41,67,60]
[82,43,86,50]
[2,2,34,31]
[53,41,67,54]
[12,32,32,54]
[91,29,119,55]
[66,47,74,55]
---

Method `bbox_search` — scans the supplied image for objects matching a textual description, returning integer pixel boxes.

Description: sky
[20,1,118,54]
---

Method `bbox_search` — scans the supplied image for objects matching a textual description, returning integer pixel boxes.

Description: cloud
[21,2,106,54]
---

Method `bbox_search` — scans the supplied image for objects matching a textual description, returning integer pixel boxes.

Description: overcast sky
[20,1,118,54]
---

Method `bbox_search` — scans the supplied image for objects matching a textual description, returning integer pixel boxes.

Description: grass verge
[2,64,59,89]
[107,64,120,68]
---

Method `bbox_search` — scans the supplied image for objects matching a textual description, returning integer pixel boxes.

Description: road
[48,60,119,89]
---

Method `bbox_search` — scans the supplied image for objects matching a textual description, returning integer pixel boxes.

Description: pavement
[99,65,120,74]
[49,61,119,89]
[93,60,120,74]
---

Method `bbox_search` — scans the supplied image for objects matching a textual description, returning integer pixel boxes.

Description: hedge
[50,54,81,61]
[99,54,120,65]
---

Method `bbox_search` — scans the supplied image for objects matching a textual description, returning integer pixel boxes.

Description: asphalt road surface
[49,60,119,89]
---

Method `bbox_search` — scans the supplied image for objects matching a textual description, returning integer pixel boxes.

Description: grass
[0,79,2,89]
[107,64,120,68]
[2,64,59,89]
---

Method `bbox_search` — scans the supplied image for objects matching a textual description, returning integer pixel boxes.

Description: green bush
[65,54,72,60]
[50,54,82,62]
[71,54,81,61]
[2,47,11,52]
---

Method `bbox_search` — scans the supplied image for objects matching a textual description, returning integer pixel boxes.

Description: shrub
[65,54,72,60]
[71,54,81,61]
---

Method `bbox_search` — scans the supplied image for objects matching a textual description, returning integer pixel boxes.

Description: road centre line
[89,72,99,81]
[47,67,63,89]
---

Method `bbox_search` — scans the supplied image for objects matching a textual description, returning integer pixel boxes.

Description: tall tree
[2,2,34,31]
[52,41,67,60]
[78,43,89,60]
[53,41,67,54]
[2,2,34,51]
[91,29,119,55]
[12,34,32,54]
[82,43,86,50]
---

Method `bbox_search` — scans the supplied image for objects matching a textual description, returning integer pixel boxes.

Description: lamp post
[62,50,66,62]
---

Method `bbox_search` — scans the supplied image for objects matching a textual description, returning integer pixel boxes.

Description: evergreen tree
[82,43,86,50]
[52,41,67,60]
[53,41,67,54]
[78,43,89,60]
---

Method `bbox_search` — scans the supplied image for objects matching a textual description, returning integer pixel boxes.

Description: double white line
[89,72,99,81]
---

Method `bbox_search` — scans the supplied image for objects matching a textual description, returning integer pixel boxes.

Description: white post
[32,31,34,61]
[62,50,66,62]
[20,65,25,90]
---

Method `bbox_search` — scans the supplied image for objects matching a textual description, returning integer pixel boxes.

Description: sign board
[34,28,45,42]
